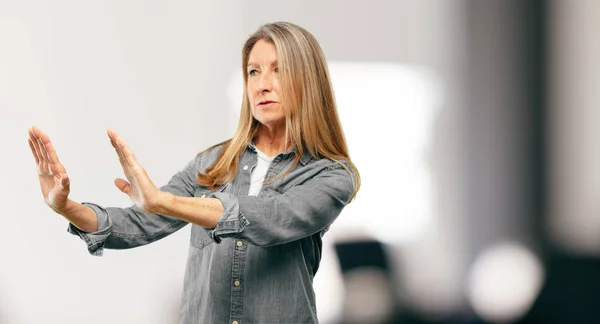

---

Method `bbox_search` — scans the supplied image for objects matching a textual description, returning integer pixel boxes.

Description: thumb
[114,178,131,195]
[59,174,70,192]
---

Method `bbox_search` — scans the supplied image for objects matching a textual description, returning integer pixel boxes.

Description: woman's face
[246,40,285,129]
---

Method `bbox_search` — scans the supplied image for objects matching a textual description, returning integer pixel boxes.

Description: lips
[258,100,276,105]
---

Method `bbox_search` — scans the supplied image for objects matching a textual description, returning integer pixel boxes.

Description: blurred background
[1,0,600,323]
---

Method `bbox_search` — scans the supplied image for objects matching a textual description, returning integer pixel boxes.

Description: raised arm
[28,126,98,232]
[29,127,206,256]
[208,161,355,246]
[154,160,356,247]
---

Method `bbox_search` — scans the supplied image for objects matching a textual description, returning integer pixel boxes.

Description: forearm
[206,164,354,246]
[153,192,223,229]
[56,199,98,233]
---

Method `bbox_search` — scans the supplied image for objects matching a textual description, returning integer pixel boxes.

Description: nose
[259,73,272,93]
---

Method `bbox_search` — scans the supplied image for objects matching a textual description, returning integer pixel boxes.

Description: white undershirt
[248,147,274,196]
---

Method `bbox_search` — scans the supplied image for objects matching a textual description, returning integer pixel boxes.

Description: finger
[108,129,136,168]
[38,130,61,164]
[119,141,138,167]
[114,178,131,195]
[36,138,51,174]
[30,125,42,139]
[28,138,40,165]
[117,150,128,172]
[107,129,123,156]
[30,126,46,160]
[49,160,68,178]
[59,174,70,192]
[30,130,48,173]
[29,129,43,162]
[35,129,55,163]
[36,136,49,162]
[109,135,124,163]
[108,132,129,169]
[114,134,139,169]
[28,127,38,143]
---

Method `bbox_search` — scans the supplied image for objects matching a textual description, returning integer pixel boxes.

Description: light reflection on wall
[327,62,443,245]
[548,0,600,256]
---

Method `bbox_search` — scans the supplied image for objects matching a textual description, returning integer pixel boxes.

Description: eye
[248,69,258,76]
[273,67,279,73]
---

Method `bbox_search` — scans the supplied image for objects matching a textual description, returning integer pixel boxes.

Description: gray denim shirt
[68,143,356,324]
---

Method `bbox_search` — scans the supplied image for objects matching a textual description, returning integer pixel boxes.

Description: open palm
[29,126,162,214]
[107,129,161,212]
[28,126,71,212]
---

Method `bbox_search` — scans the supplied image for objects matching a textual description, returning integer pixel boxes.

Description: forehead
[248,39,278,65]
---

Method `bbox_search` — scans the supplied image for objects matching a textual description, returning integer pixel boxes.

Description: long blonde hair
[197,21,360,201]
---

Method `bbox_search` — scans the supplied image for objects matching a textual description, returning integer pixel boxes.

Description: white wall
[549,0,600,255]
[0,1,466,322]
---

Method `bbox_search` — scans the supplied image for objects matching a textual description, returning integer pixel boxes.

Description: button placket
[229,231,247,322]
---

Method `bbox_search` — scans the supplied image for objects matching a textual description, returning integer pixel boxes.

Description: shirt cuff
[206,192,250,243]
[66,202,113,256]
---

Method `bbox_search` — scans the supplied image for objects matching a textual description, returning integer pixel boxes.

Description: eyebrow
[247,61,278,68]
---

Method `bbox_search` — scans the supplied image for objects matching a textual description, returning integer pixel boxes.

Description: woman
[28,21,360,324]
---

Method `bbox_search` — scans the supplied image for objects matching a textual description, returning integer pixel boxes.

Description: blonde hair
[197,21,360,201]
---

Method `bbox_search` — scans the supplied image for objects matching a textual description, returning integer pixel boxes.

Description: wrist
[52,199,77,216]
[150,191,175,215]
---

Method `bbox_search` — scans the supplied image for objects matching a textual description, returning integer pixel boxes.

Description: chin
[254,113,284,125]
[256,117,286,128]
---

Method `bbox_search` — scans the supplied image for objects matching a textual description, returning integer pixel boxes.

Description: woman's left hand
[107,129,162,213]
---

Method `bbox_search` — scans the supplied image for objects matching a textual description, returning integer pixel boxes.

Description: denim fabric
[68,143,356,324]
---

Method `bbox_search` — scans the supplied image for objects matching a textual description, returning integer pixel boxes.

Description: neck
[254,124,290,158]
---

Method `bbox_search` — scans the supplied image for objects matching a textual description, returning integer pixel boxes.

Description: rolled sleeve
[206,192,250,243]
[65,153,205,256]
[207,162,354,247]
[67,202,113,256]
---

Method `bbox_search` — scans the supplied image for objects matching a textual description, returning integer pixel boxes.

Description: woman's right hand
[28,126,71,214]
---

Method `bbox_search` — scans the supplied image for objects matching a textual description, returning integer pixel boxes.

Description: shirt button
[237,241,243,247]
[243,165,249,171]
[234,280,241,287]
[232,321,238,324]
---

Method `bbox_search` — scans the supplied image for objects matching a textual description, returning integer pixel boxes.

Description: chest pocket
[190,225,213,249]
[190,183,228,249]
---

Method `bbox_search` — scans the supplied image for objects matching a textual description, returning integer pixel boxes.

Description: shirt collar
[247,142,312,166]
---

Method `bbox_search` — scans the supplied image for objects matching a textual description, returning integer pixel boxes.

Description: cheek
[247,86,255,103]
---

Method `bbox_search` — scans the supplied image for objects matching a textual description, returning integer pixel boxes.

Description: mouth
[257,100,277,106]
